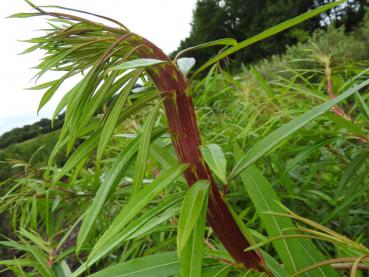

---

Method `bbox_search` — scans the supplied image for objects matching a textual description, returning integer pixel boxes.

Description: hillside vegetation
[0,2,369,276]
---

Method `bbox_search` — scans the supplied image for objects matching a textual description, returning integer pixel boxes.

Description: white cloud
[0,0,196,134]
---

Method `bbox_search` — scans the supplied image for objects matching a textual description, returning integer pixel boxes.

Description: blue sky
[0,0,196,134]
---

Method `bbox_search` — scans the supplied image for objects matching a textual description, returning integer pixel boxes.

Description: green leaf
[180,196,207,277]
[96,70,143,161]
[37,74,69,113]
[88,252,179,277]
[23,242,53,277]
[323,112,365,136]
[53,93,158,180]
[150,142,180,170]
[202,265,231,277]
[236,146,337,276]
[323,167,369,224]
[26,80,56,90]
[192,0,346,78]
[53,132,100,182]
[77,71,119,129]
[0,258,48,276]
[251,67,274,99]
[261,250,289,277]
[177,180,209,256]
[111,58,167,71]
[230,78,369,179]
[337,151,369,195]
[75,193,183,275]
[90,164,187,257]
[200,144,227,184]
[51,79,83,125]
[19,229,49,253]
[7,12,40,18]
[53,260,72,277]
[355,92,369,120]
[76,128,166,253]
[132,100,163,194]
[175,38,237,60]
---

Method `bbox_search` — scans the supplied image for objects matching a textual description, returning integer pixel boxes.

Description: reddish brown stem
[134,37,265,271]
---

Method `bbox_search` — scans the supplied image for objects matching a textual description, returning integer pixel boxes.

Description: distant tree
[0,114,65,149]
[318,0,368,30]
[174,0,367,67]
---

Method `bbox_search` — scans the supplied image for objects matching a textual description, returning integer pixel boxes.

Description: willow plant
[12,0,351,275]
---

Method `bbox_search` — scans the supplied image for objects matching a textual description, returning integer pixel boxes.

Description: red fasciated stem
[133,37,266,271]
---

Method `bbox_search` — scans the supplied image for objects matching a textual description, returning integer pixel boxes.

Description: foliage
[254,14,369,77]
[1,1,369,276]
[174,0,367,69]
[0,131,61,182]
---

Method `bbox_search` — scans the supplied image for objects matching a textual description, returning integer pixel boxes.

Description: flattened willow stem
[134,37,266,271]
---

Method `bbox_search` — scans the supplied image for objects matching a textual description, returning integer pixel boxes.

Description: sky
[0,0,197,134]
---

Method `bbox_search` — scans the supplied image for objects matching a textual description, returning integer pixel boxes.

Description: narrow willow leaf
[53,260,72,277]
[175,38,237,60]
[323,171,369,224]
[323,112,365,136]
[261,250,289,277]
[24,243,53,277]
[149,142,186,183]
[177,57,196,76]
[230,78,369,179]
[76,137,140,252]
[19,229,49,253]
[52,71,98,155]
[90,164,187,257]
[35,40,102,80]
[192,0,346,78]
[96,70,142,161]
[338,67,369,93]
[88,252,179,277]
[180,198,207,277]
[26,80,56,90]
[251,67,274,99]
[95,205,180,262]
[53,132,100,182]
[355,92,369,120]
[111,58,167,71]
[285,138,337,174]
[0,259,36,268]
[132,100,163,194]
[202,265,231,277]
[7,12,40,18]
[18,44,40,55]
[76,128,166,253]
[37,73,69,113]
[77,71,119,129]
[65,70,104,152]
[336,151,369,195]
[236,147,337,276]
[55,214,83,252]
[0,259,47,277]
[200,144,227,184]
[51,79,83,125]
[78,70,140,132]
[77,193,183,275]
[53,93,158,180]
[177,180,209,256]
[126,204,180,240]
[150,142,179,170]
